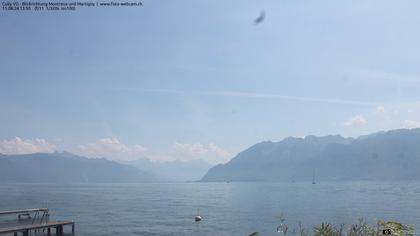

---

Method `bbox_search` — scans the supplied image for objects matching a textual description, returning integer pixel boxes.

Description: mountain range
[0,151,213,183]
[0,151,157,183]
[201,128,420,182]
[3,128,420,183]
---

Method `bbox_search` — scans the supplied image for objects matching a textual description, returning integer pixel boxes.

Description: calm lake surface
[0,182,419,235]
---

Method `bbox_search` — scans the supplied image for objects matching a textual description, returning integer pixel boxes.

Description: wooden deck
[0,209,74,235]
[0,220,74,235]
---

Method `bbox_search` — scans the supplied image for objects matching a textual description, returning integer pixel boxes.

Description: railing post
[56,226,62,236]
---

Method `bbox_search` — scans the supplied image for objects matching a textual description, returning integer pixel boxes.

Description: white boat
[312,173,316,184]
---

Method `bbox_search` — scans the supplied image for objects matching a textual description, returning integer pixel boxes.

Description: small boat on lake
[312,173,316,184]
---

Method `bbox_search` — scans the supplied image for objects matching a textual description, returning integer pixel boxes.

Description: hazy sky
[2,0,420,163]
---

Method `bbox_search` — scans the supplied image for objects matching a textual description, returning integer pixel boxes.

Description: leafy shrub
[249,216,415,236]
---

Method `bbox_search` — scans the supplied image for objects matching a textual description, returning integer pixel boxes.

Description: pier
[0,208,75,235]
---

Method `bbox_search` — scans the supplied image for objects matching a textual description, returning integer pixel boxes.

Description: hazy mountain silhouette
[201,128,420,182]
[126,158,213,182]
[0,151,158,183]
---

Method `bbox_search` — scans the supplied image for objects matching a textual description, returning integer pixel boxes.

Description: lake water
[0,182,419,235]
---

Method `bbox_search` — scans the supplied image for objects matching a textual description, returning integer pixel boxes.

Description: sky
[2,0,420,164]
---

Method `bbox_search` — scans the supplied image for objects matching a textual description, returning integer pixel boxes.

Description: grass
[249,217,415,236]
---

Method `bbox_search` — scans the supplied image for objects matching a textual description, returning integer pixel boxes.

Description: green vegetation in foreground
[249,217,415,236]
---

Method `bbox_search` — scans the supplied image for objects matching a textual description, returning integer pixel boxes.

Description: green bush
[249,217,415,236]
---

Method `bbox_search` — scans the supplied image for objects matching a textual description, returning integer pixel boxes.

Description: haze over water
[0,182,419,236]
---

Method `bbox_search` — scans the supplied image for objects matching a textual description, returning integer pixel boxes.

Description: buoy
[195,209,202,222]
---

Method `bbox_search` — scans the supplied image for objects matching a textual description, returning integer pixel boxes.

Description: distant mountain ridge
[201,129,420,182]
[126,158,213,182]
[0,151,158,183]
